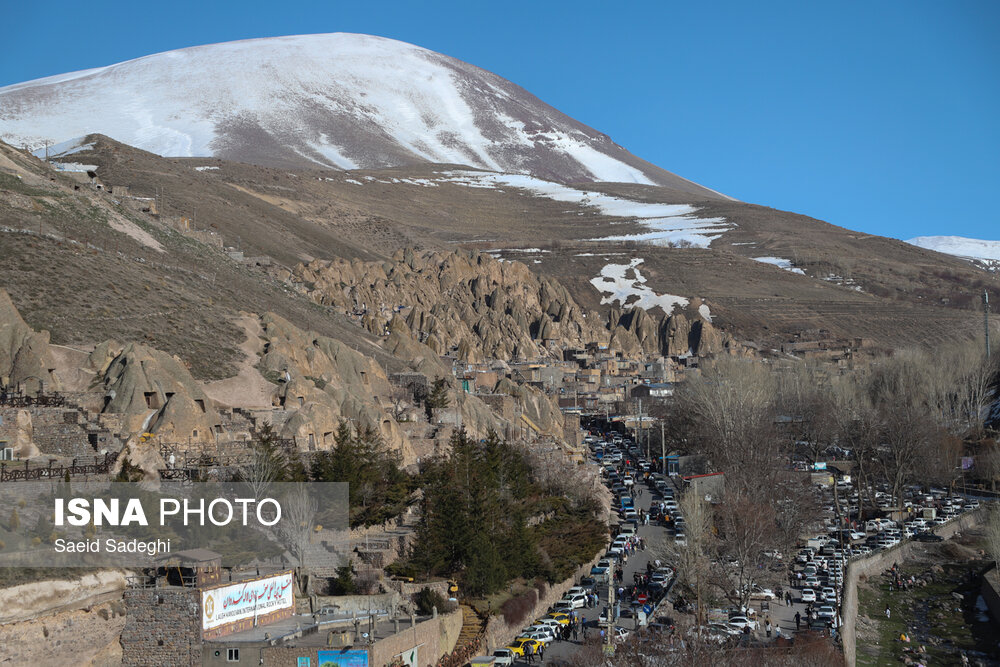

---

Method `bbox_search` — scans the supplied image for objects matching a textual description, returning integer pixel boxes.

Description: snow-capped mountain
[0,33,726,196]
[907,236,1000,263]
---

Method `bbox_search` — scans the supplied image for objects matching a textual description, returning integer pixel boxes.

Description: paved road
[522,463,673,665]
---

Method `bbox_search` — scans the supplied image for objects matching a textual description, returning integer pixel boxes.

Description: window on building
[227,648,240,661]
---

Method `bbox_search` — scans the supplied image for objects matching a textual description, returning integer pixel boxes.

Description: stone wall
[841,508,986,667]
[24,406,95,458]
[369,608,462,667]
[483,551,606,652]
[121,587,202,667]
[313,592,404,616]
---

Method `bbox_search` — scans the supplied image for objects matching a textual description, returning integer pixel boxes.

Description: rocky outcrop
[91,341,222,444]
[257,312,414,459]
[294,250,611,362]
[296,250,732,363]
[0,289,58,393]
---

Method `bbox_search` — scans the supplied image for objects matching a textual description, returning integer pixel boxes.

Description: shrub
[414,587,448,616]
[500,590,537,627]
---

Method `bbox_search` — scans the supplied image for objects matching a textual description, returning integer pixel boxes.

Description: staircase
[438,604,487,667]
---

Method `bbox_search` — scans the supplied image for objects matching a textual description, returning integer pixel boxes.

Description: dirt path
[202,313,276,409]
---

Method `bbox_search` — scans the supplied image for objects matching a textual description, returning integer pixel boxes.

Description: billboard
[317,649,369,667]
[202,571,294,631]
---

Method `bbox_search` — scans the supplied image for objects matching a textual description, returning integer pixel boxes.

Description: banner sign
[318,649,369,667]
[202,571,294,630]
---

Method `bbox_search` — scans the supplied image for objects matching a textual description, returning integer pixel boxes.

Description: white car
[727,616,758,631]
[524,625,557,642]
[518,631,552,647]
[800,588,817,603]
[820,587,836,602]
[613,626,630,642]
[816,605,836,620]
[560,594,588,609]
[493,649,514,666]
[750,587,776,600]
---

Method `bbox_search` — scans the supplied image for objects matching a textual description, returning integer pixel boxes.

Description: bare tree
[676,490,714,636]
[712,493,778,611]
[676,358,780,494]
[237,423,284,500]
[276,483,318,595]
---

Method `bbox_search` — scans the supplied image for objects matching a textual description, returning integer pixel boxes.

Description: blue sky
[3,1,998,240]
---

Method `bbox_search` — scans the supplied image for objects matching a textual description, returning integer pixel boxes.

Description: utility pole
[660,419,666,476]
[637,399,642,456]
[605,573,615,652]
[985,290,991,359]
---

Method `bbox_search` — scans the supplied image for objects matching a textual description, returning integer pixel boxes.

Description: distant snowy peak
[0,33,728,197]
[906,236,1000,262]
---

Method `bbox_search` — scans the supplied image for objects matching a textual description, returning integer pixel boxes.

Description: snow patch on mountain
[435,170,731,247]
[753,256,806,275]
[906,236,1000,262]
[30,136,94,159]
[0,33,725,194]
[590,258,688,314]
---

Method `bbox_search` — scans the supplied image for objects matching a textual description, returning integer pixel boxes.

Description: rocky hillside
[293,249,733,363]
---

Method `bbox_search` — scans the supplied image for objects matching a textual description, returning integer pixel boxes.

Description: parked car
[727,615,759,631]
[523,625,556,642]
[915,532,944,542]
[518,631,552,647]
[750,586,776,600]
[505,638,541,657]
[816,605,836,620]
[492,649,514,666]
[560,594,588,609]
[800,589,817,603]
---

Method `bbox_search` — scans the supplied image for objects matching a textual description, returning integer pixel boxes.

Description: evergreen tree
[425,378,450,418]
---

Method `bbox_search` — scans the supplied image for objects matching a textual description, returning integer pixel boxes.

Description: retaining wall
[483,551,606,652]
[842,508,986,667]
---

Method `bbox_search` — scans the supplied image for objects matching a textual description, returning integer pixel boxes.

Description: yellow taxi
[505,638,542,657]
[544,612,571,626]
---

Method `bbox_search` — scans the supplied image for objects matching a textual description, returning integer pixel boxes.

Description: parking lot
[490,426,985,664]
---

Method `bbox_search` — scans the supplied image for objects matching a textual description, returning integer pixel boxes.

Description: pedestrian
[775,626,782,640]
[526,644,534,664]
[766,619,772,638]
[885,605,891,620]
[794,611,801,631]
[538,644,544,662]
[573,624,579,641]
